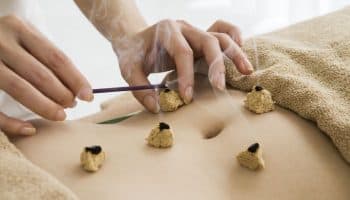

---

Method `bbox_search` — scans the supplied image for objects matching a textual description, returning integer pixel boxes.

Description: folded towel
[225,7,350,162]
[0,132,78,200]
[1,6,349,200]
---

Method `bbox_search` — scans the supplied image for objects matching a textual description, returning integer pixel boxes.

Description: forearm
[74,0,147,41]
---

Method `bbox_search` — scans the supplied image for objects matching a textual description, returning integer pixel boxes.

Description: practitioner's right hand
[0,15,93,136]
[113,19,253,113]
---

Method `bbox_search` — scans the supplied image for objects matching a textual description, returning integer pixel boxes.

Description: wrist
[108,19,147,42]
[111,24,153,67]
[110,23,149,54]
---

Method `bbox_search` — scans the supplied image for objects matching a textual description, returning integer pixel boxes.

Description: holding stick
[92,84,167,94]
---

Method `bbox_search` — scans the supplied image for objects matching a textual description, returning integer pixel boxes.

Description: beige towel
[0,132,78,200]
[1,7,350,200]
[226,7,350,162]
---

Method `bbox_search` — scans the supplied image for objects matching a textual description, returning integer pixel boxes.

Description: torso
[13,75,350,200]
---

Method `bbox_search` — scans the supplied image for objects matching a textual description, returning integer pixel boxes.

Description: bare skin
[13,75,350,200]
[1,0,252,136]
[0,15,93,136]
[74,0,253,112]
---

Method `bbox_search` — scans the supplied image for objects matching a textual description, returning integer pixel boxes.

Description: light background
[1,0,350,119]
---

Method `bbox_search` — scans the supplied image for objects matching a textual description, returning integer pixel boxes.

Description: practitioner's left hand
[112,19,253,113]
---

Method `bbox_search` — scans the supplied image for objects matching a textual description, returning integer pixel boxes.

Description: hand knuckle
[215,19,225,25]
[158,19,181,32]
[120,66,133,81]
[179,46,193,56]
[159,19,174,26]
[49,49,70,70]
[176,19,189,26]
[2,14,20,24]
[217,33,230,40]
[204,34,219,44]
[233,28,240,34]
[229,24,240,32]
[2,40,36,61]
[57,91,74,107]
[34,70,51,84]
[6,78,25,92]
[2,14,25,31]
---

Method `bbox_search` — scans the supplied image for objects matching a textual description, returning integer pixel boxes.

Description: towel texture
[225,7,350,162]
[0,132,78,200]
[0,6,349,200]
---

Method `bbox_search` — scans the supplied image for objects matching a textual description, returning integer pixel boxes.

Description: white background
[1,0,349,119]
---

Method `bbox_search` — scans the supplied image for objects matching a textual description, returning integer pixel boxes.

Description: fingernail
[216,72,226,91]
[184,86,193,104]
[246,63,254,73]
[77,87,94,102]
[55,109,66,121]
[20,126,36,136]
[143,95,159,113]
[244,58,254,74]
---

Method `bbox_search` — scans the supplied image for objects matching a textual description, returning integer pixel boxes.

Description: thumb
[0,112,36,136]
[120,64,159,113]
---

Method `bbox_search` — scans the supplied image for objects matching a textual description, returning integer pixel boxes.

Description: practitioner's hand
[112,19,253,113]
[0,15,93,136]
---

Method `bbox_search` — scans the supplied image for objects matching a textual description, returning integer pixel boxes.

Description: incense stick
[92,84,167,94]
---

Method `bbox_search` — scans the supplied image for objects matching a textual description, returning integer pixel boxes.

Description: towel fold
[225,6,350,162]
[0,6,349,200]
[0,132,78,200]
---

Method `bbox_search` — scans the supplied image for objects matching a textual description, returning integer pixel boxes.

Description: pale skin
[14,74,350,199]
[0,0,252,136]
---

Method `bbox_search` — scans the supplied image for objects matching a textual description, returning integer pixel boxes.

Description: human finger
[19,23,93,102]
[0,62,66,121]
[156,20,194,104]
[120,63,159,113]
[211,32,253,75]
[178,21,226,90]
[0,43,76,108]
[0,112,36,136]
[207,20,243,46]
